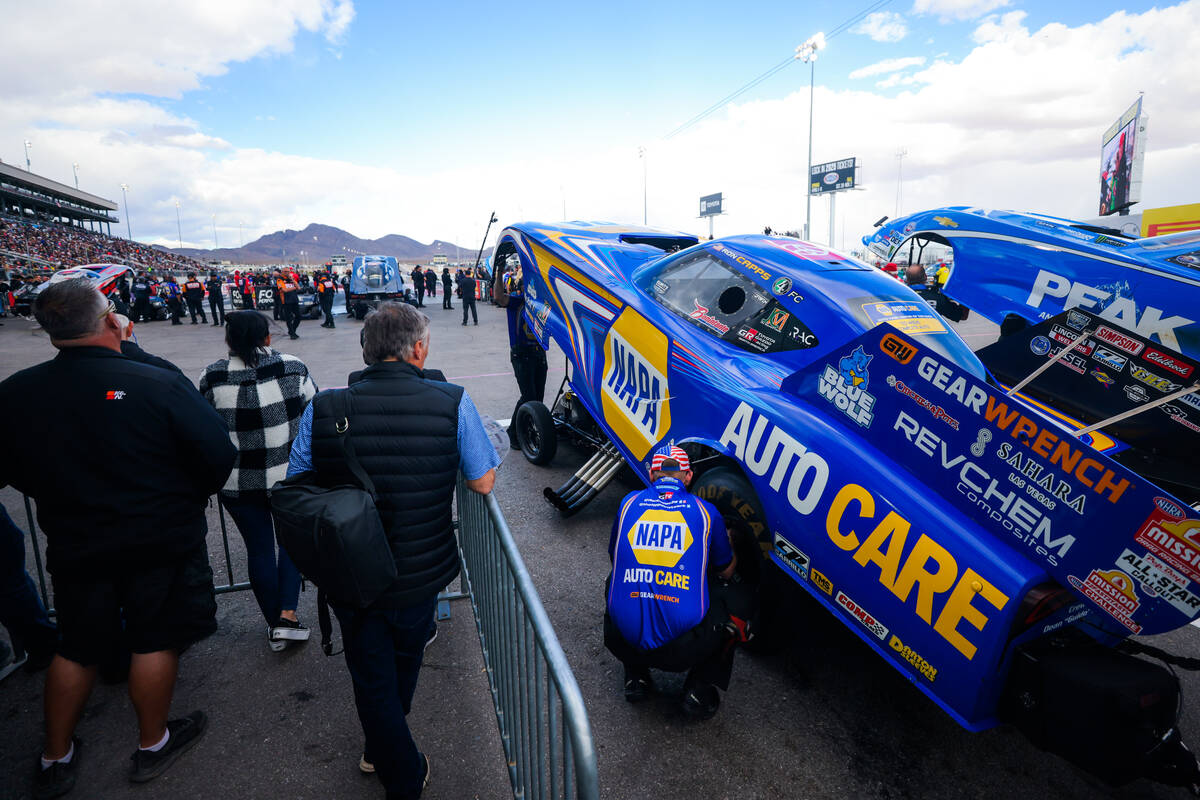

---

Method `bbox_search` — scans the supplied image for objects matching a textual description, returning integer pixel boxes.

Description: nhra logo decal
[601,308,672,461]
[836,591,889,640]
[627,510,693,568]
[818,346,876,428]
[1134,499,1200,584]
[1067,569,1142,633]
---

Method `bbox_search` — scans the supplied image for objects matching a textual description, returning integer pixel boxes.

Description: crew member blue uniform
[603,446,746,720]
[607,475,732,651]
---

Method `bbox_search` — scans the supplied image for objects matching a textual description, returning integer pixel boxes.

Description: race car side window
[650,252,819,354]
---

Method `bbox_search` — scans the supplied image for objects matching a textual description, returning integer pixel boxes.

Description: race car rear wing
[780,323,1200,637]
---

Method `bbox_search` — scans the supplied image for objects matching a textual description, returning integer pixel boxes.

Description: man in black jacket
[206,273,226,326]
[0,279,236,798]
[287,302,498,799]
[460,270,477,326]
[182,272,207,324]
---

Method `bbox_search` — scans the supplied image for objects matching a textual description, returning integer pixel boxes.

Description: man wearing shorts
[0,278,236,799]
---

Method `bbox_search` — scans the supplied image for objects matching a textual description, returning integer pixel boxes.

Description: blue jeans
[333,598,436,800]
[0,504,56,656]
[220,493,301,625]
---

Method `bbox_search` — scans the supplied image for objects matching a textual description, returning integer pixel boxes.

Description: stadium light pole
[23,140,32,172]
[795,33,825,242]
[212,214,218,250]
[175,201,183,249]
[120,183,131,239]
[72,162,79,189]
[895,147,908,217]
[239,222,245,248]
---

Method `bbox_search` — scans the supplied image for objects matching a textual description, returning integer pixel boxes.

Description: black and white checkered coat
[199,350,318,496]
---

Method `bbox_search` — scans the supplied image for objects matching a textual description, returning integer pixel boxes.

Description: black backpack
[271,390,397,654]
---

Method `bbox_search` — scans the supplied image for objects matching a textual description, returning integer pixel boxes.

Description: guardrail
[455,479,600,800]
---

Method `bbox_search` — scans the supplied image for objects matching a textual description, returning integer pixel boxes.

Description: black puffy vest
[311,361,462,607]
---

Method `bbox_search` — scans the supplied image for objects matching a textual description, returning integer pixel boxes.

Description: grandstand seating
[0,214,205,273]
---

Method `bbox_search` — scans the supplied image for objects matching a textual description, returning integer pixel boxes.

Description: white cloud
[912,0,1010,22]
[851,11,909,42]
[2,1,1198,258]
[850,57,928,79]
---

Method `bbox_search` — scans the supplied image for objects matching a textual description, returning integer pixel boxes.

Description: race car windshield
[365,263,384,288]
[649,251,820,354]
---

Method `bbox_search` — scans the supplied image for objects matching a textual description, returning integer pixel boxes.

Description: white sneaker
[270,618,311,642]
[267,627,287,652]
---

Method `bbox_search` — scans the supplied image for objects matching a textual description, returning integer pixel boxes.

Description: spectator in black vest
[0,278,235,798]
[410,265,425,308]
[286,302,498,799]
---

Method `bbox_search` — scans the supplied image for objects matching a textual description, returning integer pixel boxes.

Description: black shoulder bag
[271,390,398,654]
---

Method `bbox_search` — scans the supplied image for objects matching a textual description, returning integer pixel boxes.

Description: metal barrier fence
[456,479,600,800]
[19,493,257,615]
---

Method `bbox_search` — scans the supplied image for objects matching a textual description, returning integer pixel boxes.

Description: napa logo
[601,308,672,460]
[627,509,693,568]
[818,345,877,427]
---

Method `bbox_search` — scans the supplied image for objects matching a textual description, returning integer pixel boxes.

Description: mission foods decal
[785,324,1200,637]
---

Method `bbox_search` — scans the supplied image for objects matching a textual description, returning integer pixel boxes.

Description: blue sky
[2,0,1196,249]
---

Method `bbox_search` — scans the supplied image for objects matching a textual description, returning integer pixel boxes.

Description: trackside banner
[782,324,1200,636]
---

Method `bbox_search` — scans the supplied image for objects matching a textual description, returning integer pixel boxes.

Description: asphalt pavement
[0,294,1198,800]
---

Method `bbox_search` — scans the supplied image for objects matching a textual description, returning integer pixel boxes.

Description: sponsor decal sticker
[1030,336,1051,356]
[104,390,126,400]
[1125,384,1150,403]
[600,308,672,460]
[736,327,774,352]
[1092,346,1128,372]
[810,568,833,595]
[689,300,731,334]
[1093,325,1145,356]
[654,279,669,295]
[1116,549,1200,617]
[761,307,789,332]
[880,333,917,364]
[1130,364,1183,393]
[774,535,810,580]
[836,591,889,640]
[1068,569,1143,633]
[1090,369,1116,387]
[861,300,946,335]
[1143,347,1194,379]
[1163,404,1200,432]
[887,375,960,429]
[888,635,938,682]
[1049,325,1094,355]
[932,216,958,228]
[1065,310,1091,331]
[1048,345,1088,375]
[772,276,793,296]
[1134,498,1200,584]
[819,346,877,427]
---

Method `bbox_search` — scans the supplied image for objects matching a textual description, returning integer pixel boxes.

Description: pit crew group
[0,268,752,799]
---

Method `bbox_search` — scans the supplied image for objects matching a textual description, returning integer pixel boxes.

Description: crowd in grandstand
[0,215,205,273]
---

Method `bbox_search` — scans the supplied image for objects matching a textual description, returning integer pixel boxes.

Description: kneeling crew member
[604,446,744,720]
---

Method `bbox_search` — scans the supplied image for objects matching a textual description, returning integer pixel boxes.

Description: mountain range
[155,223,491,266]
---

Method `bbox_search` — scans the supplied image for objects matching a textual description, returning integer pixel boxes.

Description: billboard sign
[1142,203,1200,238]
[810,157,857,195]
[1099,98,1148,216]
[699,193,723,217]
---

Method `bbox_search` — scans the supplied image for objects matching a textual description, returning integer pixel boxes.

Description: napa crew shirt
[607,476,733,651]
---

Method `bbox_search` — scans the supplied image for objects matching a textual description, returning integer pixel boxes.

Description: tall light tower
[175,201,183,249]
[638,146,647,225]
[212,214,218,249]
[120,183,131,239]
[795,32,826,241]
[72,162,80,189]
[23,140,33,172]
[895,147,908,217]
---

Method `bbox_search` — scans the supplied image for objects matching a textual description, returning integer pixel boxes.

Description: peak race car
[347,255,408,319]
[494,221,1200,791]
[864,206,1200,358]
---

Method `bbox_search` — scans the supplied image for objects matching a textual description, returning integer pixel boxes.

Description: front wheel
[515,401,557,466]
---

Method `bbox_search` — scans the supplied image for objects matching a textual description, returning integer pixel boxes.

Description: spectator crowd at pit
[0,215,206,274]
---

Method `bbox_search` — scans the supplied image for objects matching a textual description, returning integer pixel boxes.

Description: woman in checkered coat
[200,311,318,651]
